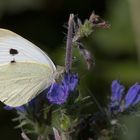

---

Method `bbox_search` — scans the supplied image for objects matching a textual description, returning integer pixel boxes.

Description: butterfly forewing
[0,62,54,107]
[0,28,56,71]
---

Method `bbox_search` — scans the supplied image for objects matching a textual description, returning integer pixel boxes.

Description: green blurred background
[0,0,140,139]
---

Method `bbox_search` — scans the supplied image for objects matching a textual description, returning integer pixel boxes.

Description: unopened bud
[78,44,94,70]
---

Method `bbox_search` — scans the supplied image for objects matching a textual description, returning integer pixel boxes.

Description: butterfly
[0,28,56,107]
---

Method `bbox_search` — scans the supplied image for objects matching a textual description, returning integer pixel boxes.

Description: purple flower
[125,83,140,109]
[109,80,140,113]
[110,80,125,112]
[111,80,125,104]
[47,73,78,105]
[63,73,79,91]
[47,83,69,104]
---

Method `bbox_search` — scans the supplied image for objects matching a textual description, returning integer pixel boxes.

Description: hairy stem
[21,132,31,140]
[65,14,74,73]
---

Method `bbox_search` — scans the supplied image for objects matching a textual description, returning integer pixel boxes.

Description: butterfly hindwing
[0,62,54,107]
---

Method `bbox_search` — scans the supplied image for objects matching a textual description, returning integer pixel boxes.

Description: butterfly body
[0,28,56,107]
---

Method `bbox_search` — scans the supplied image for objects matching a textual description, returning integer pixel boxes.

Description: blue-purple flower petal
[47,82,69,105]
[63,73,78,91]
[125,83,140,109]
[111,80,125,103]
[15,106,26,112]
[4,105,13,110]
[4,105,26,112]
[109,80,125,112]
[132,90,140,105]
[47,73,79,105]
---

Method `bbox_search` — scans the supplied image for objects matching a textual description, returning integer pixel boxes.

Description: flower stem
[65,14,74,73]
[21,132,31,140]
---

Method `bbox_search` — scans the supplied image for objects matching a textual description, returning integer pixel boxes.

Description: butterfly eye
[9,48,18,55]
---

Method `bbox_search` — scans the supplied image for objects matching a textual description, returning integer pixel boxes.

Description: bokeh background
[0,0,140,139]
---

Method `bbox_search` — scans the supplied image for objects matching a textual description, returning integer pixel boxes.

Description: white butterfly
[0,28,56,107]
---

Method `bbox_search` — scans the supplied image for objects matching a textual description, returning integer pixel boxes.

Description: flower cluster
[109,80,140,113]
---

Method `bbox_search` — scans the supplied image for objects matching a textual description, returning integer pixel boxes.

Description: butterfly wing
[0,62,54,107]
[0,28,56,71]
[0,28,56,107]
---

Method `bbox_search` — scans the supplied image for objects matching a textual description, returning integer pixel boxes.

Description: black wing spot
[10,59,16,63]
[9,48,18,55]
